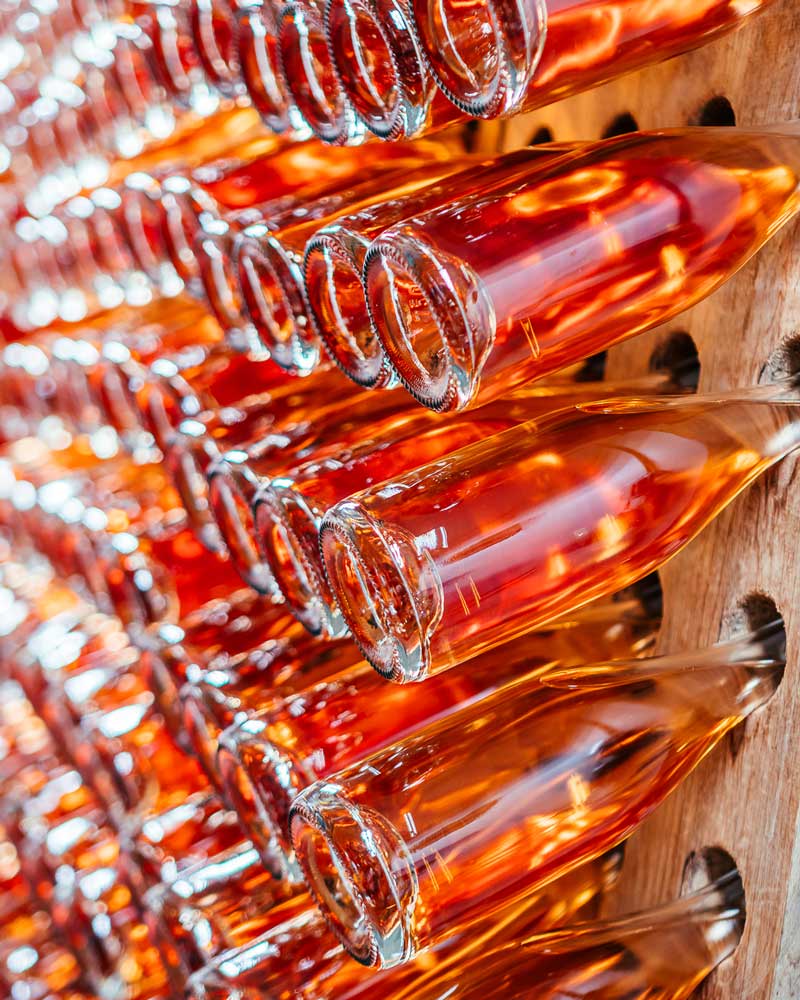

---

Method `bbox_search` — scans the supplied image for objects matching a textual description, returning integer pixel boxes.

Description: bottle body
[291,631,779,965]
[410,0,774,120]
[322,391,799,679]
[365,127,800,411]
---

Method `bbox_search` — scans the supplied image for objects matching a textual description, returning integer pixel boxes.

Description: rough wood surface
[489,2,800,996]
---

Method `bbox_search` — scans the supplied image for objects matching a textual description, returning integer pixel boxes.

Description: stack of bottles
[0,1,795,997]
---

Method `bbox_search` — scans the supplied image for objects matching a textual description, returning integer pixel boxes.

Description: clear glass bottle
[186,849,622,999]
[257,368,681,635]
[324,0,461,140]
[409,0,774,120]
[322,380,800,680]
[365,126,800,411]
[277,0,363,145]
[217,587,656,858]
[304,143,575,388]
[290,622,780,966]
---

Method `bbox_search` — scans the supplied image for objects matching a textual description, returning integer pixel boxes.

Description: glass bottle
[365,126,800,411]
[322,379,800,680]
[410,0,774,120]
[193,143,450,342]
[147,840,306,973]
[162,364,363,552]
[257,369,684,634]
[191,0,245,99]
[236,0,307,135]
[304,142,573,388]
[160,137,438,287]
[290,621,781,966]
[186,849,622,999]
[277,0,363,145]
[324,0,461,140]
[162,595,361,790]
[217,586,657,857]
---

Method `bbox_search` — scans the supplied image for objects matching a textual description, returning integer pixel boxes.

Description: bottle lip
[234,229,319,374]
[324,0,407,142]
[406,0,548,119]
[364,227,493,413]
[290,780,417,967]
[277,0,365,146]
[207,454,277,595]
[303,230,396,389]
[252,485,331,636]
[319,501,440,683]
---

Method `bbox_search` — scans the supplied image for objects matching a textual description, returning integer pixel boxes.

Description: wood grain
[488,2,800,997]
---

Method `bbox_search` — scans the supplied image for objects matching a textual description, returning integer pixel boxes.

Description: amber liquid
[291,640,777,962]
[225,595,655,856]
[369,129,800,410]
[323,391,800,678]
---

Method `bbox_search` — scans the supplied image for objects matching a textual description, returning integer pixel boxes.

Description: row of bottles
[1,4,795,997]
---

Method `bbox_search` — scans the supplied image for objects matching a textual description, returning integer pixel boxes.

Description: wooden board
[488,2,800,996]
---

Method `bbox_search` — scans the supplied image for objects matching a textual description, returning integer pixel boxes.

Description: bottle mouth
[194,228,249,335]
[164,435,226,554]
[278,1,361,145]
[319,501,441,683]
[290,782,416,967]
[304,233,392,388]
[160,181,208,287]
[364,229,493,412]
[237,6,298,133]
[407,0,547,119]
[207,457,277,595]
[192,0,243,96]
[182,689,225,793]
[216,731,301,882]
[119,183,171,286]
[235,229,318,373]
[325,0,404,140]
[254,484,345,637]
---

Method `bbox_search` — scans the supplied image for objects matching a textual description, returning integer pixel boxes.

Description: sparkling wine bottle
[364,126,800,411]
[186,850,622,999]
[409,0,774,120]
[324,0,462,141]
[290,622,781,965]
[257,370,685,635]
[216,586,657,858]
[304,142,577,388]
[322,379,800,680]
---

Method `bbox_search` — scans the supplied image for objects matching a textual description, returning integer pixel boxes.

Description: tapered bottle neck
[543,619,785,720]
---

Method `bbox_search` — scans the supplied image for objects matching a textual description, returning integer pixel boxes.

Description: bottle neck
[543,620,785,721]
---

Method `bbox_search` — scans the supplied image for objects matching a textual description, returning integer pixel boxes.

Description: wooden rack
[465,2,800,996]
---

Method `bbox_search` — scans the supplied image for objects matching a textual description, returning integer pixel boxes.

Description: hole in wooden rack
[649,331,700,391]
[680,848,746,958]
[630,570,663,622]
[760,335,800,383]
[574,350,607,382]
[695,96,736,127]
[462,119,480,152]
[530,125,555,144]
[602,112,639,138]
